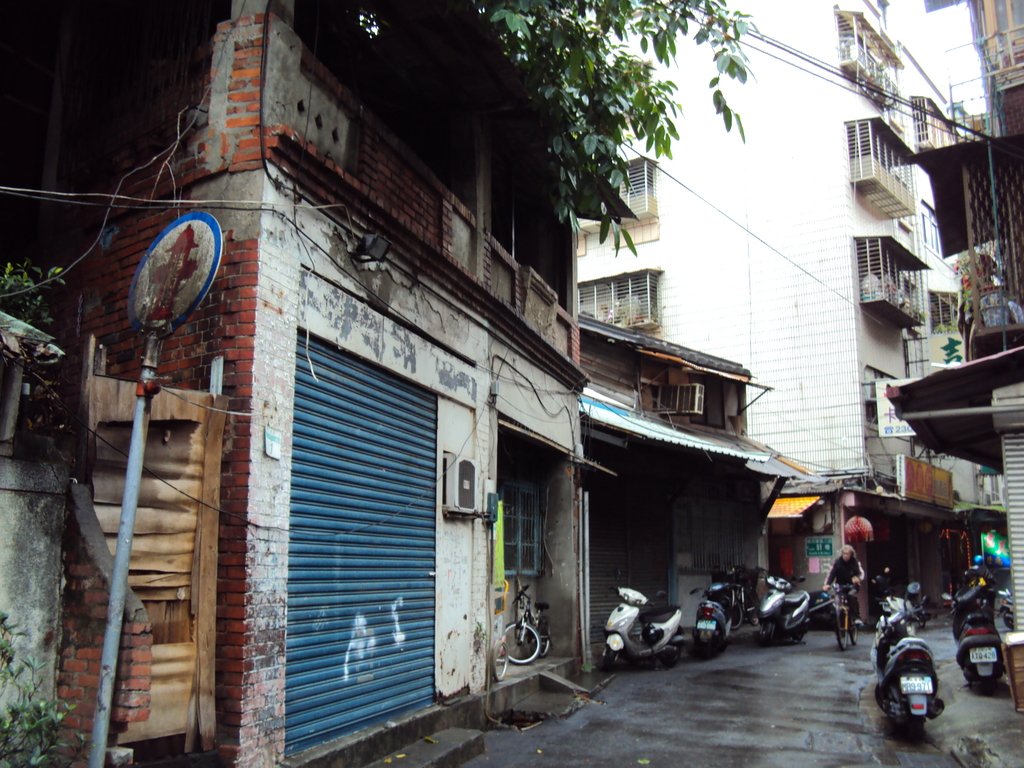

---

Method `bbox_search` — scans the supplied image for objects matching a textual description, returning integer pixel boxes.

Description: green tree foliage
[0,614,76,767]
[0,261,64,329]
[470,0,751,252]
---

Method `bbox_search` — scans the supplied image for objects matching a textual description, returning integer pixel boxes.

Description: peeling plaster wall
[0,457,68,704]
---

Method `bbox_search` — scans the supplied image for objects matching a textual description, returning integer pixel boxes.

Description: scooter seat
[639,607,679,623]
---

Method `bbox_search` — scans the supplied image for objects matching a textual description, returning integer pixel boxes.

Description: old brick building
[2,2,586,765]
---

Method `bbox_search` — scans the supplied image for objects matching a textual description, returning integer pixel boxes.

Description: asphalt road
[464,622,970,768]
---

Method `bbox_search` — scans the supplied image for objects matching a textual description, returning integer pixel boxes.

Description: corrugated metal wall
[286,336,438,755]
[1003,434,1024,611]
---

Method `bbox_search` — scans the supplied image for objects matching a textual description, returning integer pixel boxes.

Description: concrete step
[283,657,587,768]
[363,728,485,768]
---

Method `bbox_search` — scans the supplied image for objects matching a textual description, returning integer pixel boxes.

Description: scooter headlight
[607,633,624,651]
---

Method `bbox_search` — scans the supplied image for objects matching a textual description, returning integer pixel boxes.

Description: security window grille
[502,480,542,577]
[579,270,661,329]
[621,158,659,219]
[688,500,745,572]
[856,237,925,327]
[930,291,957,333]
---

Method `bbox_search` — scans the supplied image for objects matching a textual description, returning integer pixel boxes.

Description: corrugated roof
[579,316,753,380]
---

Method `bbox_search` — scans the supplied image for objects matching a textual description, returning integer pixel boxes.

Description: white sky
[889,0,986,112]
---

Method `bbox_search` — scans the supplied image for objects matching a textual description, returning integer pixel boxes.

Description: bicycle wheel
[537,616,551,657]
[836,608,848,651]
[849,619,858,646]
[728,600,743,631]
[493,636,509,681]
[505,621,541,665]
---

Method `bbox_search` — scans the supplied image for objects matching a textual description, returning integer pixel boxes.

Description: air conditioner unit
[677,383,705,415]
[650,383,705,415]
[444,456,478,513]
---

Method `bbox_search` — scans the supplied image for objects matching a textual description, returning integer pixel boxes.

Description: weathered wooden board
[85,363,227,751]
[117,642,195,744]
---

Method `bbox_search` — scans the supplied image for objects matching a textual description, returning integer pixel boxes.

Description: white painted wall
[579,0,975,482]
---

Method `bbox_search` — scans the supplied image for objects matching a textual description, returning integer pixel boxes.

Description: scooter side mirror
[940,592,952,601]
[689,587,701,595]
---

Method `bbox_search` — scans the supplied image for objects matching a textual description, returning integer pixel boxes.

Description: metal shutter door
[588,507,628,641]
[1003,435,1024,611]
[286,336,437,755]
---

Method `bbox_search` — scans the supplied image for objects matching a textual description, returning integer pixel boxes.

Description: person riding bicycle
[825,545,865,626]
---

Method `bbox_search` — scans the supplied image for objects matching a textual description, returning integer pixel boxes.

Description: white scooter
[600,587,686,671]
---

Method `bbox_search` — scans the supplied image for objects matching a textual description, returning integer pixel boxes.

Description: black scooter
[871,607,944,738]
[756,574,810,646]
[947,574,1005,695]
[689,586,730,658]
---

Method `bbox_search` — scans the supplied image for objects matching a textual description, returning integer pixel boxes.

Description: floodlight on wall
[352,233,391,266]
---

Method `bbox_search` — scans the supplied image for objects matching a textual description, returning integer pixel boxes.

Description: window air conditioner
[651,383,705,415]
[677,383,705,415]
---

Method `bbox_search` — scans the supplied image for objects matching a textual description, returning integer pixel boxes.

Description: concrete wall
[0,455,68,703]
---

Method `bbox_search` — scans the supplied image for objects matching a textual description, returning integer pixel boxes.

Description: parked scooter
[756,574,810,646]
[872,569,930,634]
[689,586,730,658]
[600,587,686,671]
[998,587,1015,631]
[871,607,944,738]
[945,571,1005,695]
[806,587,835,630]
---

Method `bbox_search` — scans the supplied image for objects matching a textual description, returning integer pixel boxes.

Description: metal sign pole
[88,334,161,768]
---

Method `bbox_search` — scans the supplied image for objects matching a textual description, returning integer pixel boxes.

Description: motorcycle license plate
[696,620,717,631]
[899,675,934,695]
[970,647,998,663]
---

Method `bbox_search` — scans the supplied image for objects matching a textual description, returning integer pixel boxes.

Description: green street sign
[806,536,833,558]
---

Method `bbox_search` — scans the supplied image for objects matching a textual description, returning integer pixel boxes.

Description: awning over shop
[767,496,821,518]
[886,346,1024,471]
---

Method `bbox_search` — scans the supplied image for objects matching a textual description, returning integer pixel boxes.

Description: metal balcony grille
[620,158,659,219]
[836,10,901,109]
[856,237,926,328]
[579,270,661,329]
[847,119,916,218]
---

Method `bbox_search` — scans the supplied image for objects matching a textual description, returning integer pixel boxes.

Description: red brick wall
[58,509,153,765]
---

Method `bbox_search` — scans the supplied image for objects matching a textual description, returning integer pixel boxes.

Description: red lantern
[844,515,874,543]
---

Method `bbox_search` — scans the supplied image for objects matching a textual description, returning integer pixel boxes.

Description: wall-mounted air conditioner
[443,452,478,514]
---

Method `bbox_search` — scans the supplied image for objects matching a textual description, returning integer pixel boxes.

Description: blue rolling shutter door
[286,336,437,755]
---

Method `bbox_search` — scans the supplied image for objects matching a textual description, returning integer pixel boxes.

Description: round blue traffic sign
[128,212,222,336]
